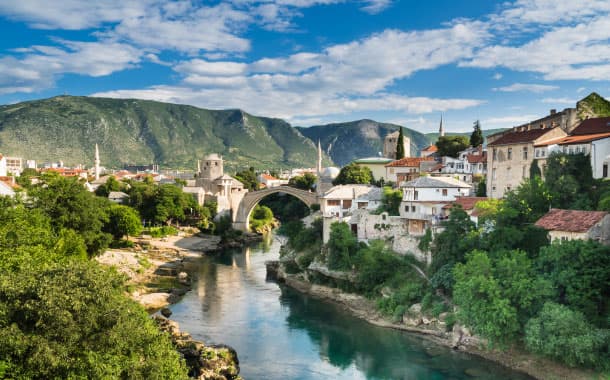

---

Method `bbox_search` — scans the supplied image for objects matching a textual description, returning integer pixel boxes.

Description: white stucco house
[400,176,471,235]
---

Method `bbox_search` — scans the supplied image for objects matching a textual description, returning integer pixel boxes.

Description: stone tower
[383,131,410,159]
[94,143,100,180]
[200,153,223,180]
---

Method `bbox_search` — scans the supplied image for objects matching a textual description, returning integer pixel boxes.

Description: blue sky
[1,0,610,133]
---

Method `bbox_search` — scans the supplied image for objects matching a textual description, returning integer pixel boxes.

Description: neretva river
[169,236,533,380]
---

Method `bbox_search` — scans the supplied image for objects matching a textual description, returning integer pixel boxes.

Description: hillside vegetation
[0,96,326,170]
[297,119,430,166]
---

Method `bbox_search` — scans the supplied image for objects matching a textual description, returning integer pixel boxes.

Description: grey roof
[321,184,381,199]
[108,191,129,199]
[401,176,471,189]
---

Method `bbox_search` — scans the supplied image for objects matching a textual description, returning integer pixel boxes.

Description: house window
[404,205,409,212]
[507,148,512,160]
[492,168,497,180]
[432,207,437,215]
[382,214,387,221]
[343,200,352,209]
[442,189,448,196]
[493,148,497,160]
[414,191,418,200]
[327,200,340,206]
[535,149,540,158]
[358,202,367,209]
[522,165,527,178]
[604,164,608,178]
[523,147,528,160]
[411,206,416,212]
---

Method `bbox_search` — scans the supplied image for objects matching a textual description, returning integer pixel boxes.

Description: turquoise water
[168,237,533,380]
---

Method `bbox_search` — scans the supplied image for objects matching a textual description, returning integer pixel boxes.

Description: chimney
[550,109,556,115]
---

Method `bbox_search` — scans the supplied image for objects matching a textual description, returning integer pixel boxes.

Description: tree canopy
[332,163,373,185]
[470,120,484,147]
[396,127,406,159]
[436,135,470,158]
[288,172,317,191]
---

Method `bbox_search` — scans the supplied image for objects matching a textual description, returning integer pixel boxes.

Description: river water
[169,236,533,380]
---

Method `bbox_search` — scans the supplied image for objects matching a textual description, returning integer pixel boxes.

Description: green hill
[424,128,507,145]
[297,119,430,166]
[577,92,610,120]
[0,96,329,170]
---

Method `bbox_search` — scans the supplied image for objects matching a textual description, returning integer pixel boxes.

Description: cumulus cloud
[0,41,141,94]
[541,97,576,104]
[493,83,559,93]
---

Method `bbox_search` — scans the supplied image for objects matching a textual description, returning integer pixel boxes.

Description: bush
[147,226,178,238]
[0,261,187,379]
[525,302,609,370]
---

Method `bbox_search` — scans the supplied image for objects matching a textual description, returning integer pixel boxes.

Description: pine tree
[396,127,405,159]
[470,120,484,147]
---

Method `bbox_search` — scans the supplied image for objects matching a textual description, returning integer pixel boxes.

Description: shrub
[525,302,609,370]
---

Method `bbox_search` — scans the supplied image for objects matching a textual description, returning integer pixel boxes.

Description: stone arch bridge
[233,186,318,231]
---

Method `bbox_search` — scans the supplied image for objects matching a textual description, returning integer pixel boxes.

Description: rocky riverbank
[267,260,602,380]
[96,232,242,380]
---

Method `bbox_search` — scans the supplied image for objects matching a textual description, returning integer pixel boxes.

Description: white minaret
[94,143,100,180]
[439,114,445,137]
[317,140,323,175]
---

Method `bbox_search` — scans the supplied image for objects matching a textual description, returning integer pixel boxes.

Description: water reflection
[169,237,533,380]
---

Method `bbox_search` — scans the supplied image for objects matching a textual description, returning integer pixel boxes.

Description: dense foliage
[288,172,317,191]
[332,163,373,185]
[378,187,403,216]
[470,120,484,147]
[0,193,188,378]
[249,204,275,233]
[234,167,258,191]
[396,127,405,159]
[436,135,470,158]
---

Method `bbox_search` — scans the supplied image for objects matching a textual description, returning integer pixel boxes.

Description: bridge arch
[233,186,318,232]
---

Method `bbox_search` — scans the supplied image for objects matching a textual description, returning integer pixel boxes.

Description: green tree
[536,240,610,325]
[529,159,542,179]
[29,173,112,256]
[288,172,317,191]
[95,176,122,197]
[105,204,143,240]
[436,135,470,158]
[0,261,187,379]
[379,186,403,215]
[234,167,258,191]
[249,204,275,233]
[476,178,486,197]
[470,120,484,147]
[525,302,609,369]
[453,250,520,345]
[544,152,594,210]
[332,163,373,185]
[396,127,406,159]
[327,222,358,270]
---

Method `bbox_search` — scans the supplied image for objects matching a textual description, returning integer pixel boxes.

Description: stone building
[383,130,410,159]
[195,153,247,217]
[487,126,567,199]
[535,209,610,245]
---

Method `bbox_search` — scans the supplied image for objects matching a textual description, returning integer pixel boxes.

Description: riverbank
[268,261,603,380]
[96,232,242,380]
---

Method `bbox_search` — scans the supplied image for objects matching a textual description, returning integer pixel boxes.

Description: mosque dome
[321,166,340,179]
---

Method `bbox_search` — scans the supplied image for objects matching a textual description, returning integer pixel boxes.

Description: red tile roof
[467,152,487,163]
[422,145,438,152]
[535,208,608,233]
[571,117,610,135]
[559,132,610,145]
[385,157,435,167]
[260,173,278,181]
[443,196,488,211]
[488,127,559,146]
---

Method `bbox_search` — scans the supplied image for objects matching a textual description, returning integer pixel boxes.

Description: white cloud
[483,115,537,125]
[493,83,559,93]
[360,0,393,14]
[541,97,576,105]
[0,41,141,94]
[492,73,502,80]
